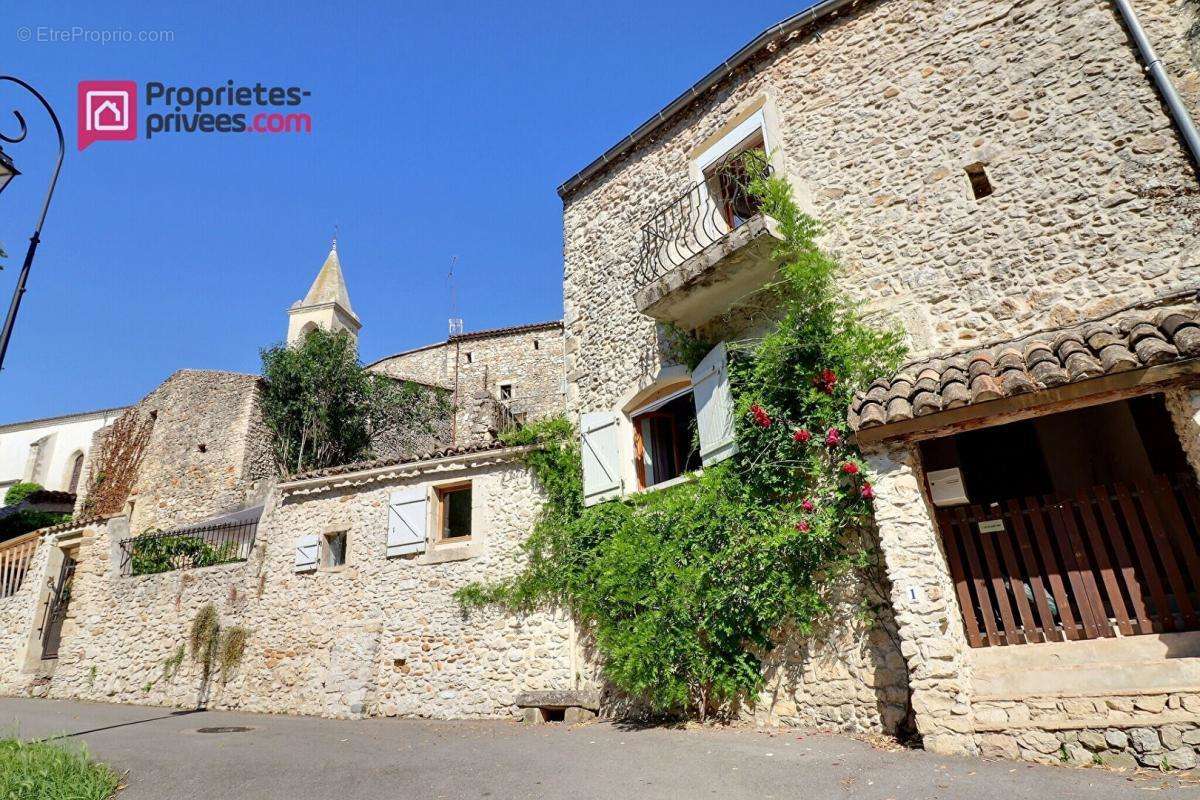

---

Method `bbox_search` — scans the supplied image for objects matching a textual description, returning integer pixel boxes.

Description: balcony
[633,163,783,331]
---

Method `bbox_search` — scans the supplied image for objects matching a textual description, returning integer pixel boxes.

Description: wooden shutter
[294,534,319,572]
[387,486,428,557]
[691,342,738,466]
[581,411,622,506]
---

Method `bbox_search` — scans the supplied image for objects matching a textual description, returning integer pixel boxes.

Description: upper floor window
[499,383,514,401]
[67,451,85,494]
[631,386,701,489]
[695,109,771,229]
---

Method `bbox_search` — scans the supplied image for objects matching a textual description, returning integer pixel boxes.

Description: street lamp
[0,145,17,195]
[0,76,65,374]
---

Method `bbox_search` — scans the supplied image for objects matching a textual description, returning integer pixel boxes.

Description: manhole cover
[196,726,253,734]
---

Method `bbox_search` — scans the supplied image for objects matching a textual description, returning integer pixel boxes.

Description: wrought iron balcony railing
[635,162,773,288]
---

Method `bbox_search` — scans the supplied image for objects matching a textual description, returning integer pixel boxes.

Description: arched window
[67,451,85,494]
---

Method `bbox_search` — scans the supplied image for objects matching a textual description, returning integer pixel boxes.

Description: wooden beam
[853,361,1200,446]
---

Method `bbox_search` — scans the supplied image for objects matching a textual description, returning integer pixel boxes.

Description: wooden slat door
[934,474,1200,647]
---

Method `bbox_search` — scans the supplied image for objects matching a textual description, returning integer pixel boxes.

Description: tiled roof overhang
[849,308,1200,444]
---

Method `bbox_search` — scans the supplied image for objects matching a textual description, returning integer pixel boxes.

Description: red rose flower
[861,483,875,500]
[813,368,838,395]
[793,428,811,443]
[750,404,772,427]
[825,428,842,447]
[841,462,859,475]
[801,498,815,512]
[795,520,811,533]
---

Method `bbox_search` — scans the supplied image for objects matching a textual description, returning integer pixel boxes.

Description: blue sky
[1,0,810,422]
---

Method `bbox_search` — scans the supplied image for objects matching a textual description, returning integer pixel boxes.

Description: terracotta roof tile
[850,307,1200,432]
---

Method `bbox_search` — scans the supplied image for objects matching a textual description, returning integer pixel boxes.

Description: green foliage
[127,533,236,576]
[189,603,220,681]
[456,158,905,718]
[161,644,184,682]
[186,604,248,685]
[3,482,42,506]
[217,627,249,681]
[0,511,70,537]
[0,737,120,800]
[259,327,449,475]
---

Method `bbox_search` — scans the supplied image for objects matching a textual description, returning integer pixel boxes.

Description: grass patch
[0,737,120,799]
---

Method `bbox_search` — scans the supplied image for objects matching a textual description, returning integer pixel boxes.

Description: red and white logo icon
[77,81,137,150]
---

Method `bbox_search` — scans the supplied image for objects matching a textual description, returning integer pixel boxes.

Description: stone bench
[514,690,601,724]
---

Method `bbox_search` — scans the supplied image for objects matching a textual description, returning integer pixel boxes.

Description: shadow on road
[38,708,205,742]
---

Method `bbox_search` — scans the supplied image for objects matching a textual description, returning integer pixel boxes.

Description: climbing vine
[456,155,905,719]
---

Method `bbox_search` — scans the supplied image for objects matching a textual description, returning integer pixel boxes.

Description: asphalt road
[2,697,1196,799]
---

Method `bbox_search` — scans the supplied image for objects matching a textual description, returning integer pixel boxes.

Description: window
[435,483,472,542]
[464,352,473,364]
[694,109,771,229]
[66,452,85,494]
[499,383,514,401]
[703,129,766,229]
[321,531,347,568]
[533,339,540,351]
[632,388,701,489]
[965,162,993,200]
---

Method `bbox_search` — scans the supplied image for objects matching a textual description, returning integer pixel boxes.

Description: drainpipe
[1112,0,1200,178]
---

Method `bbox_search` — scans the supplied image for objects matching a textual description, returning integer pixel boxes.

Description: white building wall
[0,409,127,496]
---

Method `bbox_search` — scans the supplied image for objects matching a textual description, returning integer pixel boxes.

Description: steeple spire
[287,237,362,345]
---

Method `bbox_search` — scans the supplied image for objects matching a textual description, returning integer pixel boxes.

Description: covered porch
[850,306,1200,766]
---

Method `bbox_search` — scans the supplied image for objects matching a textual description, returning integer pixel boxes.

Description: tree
[259,327,448,475]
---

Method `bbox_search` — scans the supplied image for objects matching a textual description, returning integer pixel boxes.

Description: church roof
[298,243,355,315]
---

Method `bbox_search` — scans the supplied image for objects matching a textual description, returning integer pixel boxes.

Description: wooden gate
[38,552,77,660]
[935,473,1200,647]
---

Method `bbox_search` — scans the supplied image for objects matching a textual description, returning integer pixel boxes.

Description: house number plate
[977,519,1005,534]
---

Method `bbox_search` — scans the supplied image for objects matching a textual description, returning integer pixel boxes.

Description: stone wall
[973,691,1200,770]
[29,448,581,720]
[561,0,1200,417]
[0,535,51,694]
[74,370,273,535]
[371,324,566,442]
[754,562,909,733]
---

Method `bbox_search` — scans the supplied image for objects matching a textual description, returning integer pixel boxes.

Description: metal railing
[119,520,258,577]
[635,161,772,288]
[0,532,40,599]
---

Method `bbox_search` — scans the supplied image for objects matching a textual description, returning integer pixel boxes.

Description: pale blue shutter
[294,534,319,572]
[580,411,622,506]
[691,342,738,466]
[387,486,428,556]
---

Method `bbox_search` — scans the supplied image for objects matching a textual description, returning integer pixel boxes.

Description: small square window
[965,163,993,200]
[499,383,514,401]
[436,483,472,542]
[322,531,347,568]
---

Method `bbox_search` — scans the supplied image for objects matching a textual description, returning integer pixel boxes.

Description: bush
[259,327,449,475]
[0,737,120,800]
[3,482,43,506]
[456,155,905,718]
[127,533,235,576]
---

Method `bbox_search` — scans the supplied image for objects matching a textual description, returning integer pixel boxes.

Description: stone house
[0,406,127,497]
[2,0,1200,773]
[559,0,1200,769]
[0,241,575,721]
[369,320,566,439]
